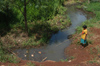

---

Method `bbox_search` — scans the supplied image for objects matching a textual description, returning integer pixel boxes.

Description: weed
[40,64,44,66]
[58,6,67,15]
[7,55,20,63]
[27,62,35,66]
[70,56,75,60]
[77,41,80,45]
[0,50,20,63]
[90,48,94,54]
[0,39,19,63]
[88,61,94,64]
[76,5,82,8]
[88,57,97,64]
[88,40,93,44]
[95,46,100,54]
[8,65,11,66]
[88,33,93,38]
[76,26,82,34]
[90,47,98,55]
[60,59,68,62]
[22,39,38,47]
[60,56,75,62]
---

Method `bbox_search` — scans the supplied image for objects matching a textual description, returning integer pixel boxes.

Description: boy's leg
[80,38,85,48]
[84,40,87,44]
[83,40,87,47]
[80,38,84,44]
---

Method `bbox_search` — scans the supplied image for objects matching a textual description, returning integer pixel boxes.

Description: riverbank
[0,5,71,49]
[0,0,71,63]
[64,1,100,66]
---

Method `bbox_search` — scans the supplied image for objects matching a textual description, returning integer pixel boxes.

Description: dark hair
[83,25,87,29]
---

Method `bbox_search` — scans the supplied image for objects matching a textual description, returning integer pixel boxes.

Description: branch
[41,57,47,62]
[10,1,24,16]
[17,6,24,16]
[7,48,22,61]
[14,4,24,16]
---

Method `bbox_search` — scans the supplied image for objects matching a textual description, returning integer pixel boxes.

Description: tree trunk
[5,5,9,27]
[24,0,28,35]
[88,0,90,3]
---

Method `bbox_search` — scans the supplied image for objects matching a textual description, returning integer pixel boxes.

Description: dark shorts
[81,38,87,44]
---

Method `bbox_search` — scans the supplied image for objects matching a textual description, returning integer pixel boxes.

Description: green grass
[27,62,36,66]
[90,45,100,55]
[90,47,94,54]
[60,59,68,62]
[87,40,93,44]
[76,41,80,45]
[95,46,100,54]
[69,56,75,59]
[60,56,75,62]
[89,46,100,64]
[88,57,97,64]
[0,49,19,63]
[64,0,81,5]
[0,40,20,63]
[76,2,100,34]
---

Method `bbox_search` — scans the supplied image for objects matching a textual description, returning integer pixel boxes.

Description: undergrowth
[76,2,100,34]
[0,4,71,49]
[0,39,20,63]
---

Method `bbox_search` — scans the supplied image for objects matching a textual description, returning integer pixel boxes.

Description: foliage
[0,40,19,63]
[75,2,100,47]
[88,57,98,64]
[0,0,65,22]
[76,2,100,33]
[27,62,36,66]
[60,56,75,62]
[60,59,68,62]
[0,0,65,35]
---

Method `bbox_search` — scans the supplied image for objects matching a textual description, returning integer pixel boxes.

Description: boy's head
[83,25,87,29]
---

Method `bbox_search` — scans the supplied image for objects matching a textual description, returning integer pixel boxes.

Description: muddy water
[13,6,90,62]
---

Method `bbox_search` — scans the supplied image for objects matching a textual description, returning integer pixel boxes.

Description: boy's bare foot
[79,45,84,49]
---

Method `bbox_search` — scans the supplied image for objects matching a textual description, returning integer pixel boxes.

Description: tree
[10,0,31,35]
[0,0,12,27]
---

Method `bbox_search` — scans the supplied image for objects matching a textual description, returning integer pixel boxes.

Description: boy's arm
[79,31,85,35]
[85,34,87,40]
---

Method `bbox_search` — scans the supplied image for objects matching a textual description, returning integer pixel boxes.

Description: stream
[13,6,91,62]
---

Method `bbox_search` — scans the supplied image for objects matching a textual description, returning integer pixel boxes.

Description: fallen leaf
[24,54,26,57]
[26,50,28,53]
[38,51,41,54]
[68,60,71,62]
[18,40,20,42]
[31,54,34,57]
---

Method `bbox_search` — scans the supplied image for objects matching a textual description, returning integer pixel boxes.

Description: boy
[81,25,87,47]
